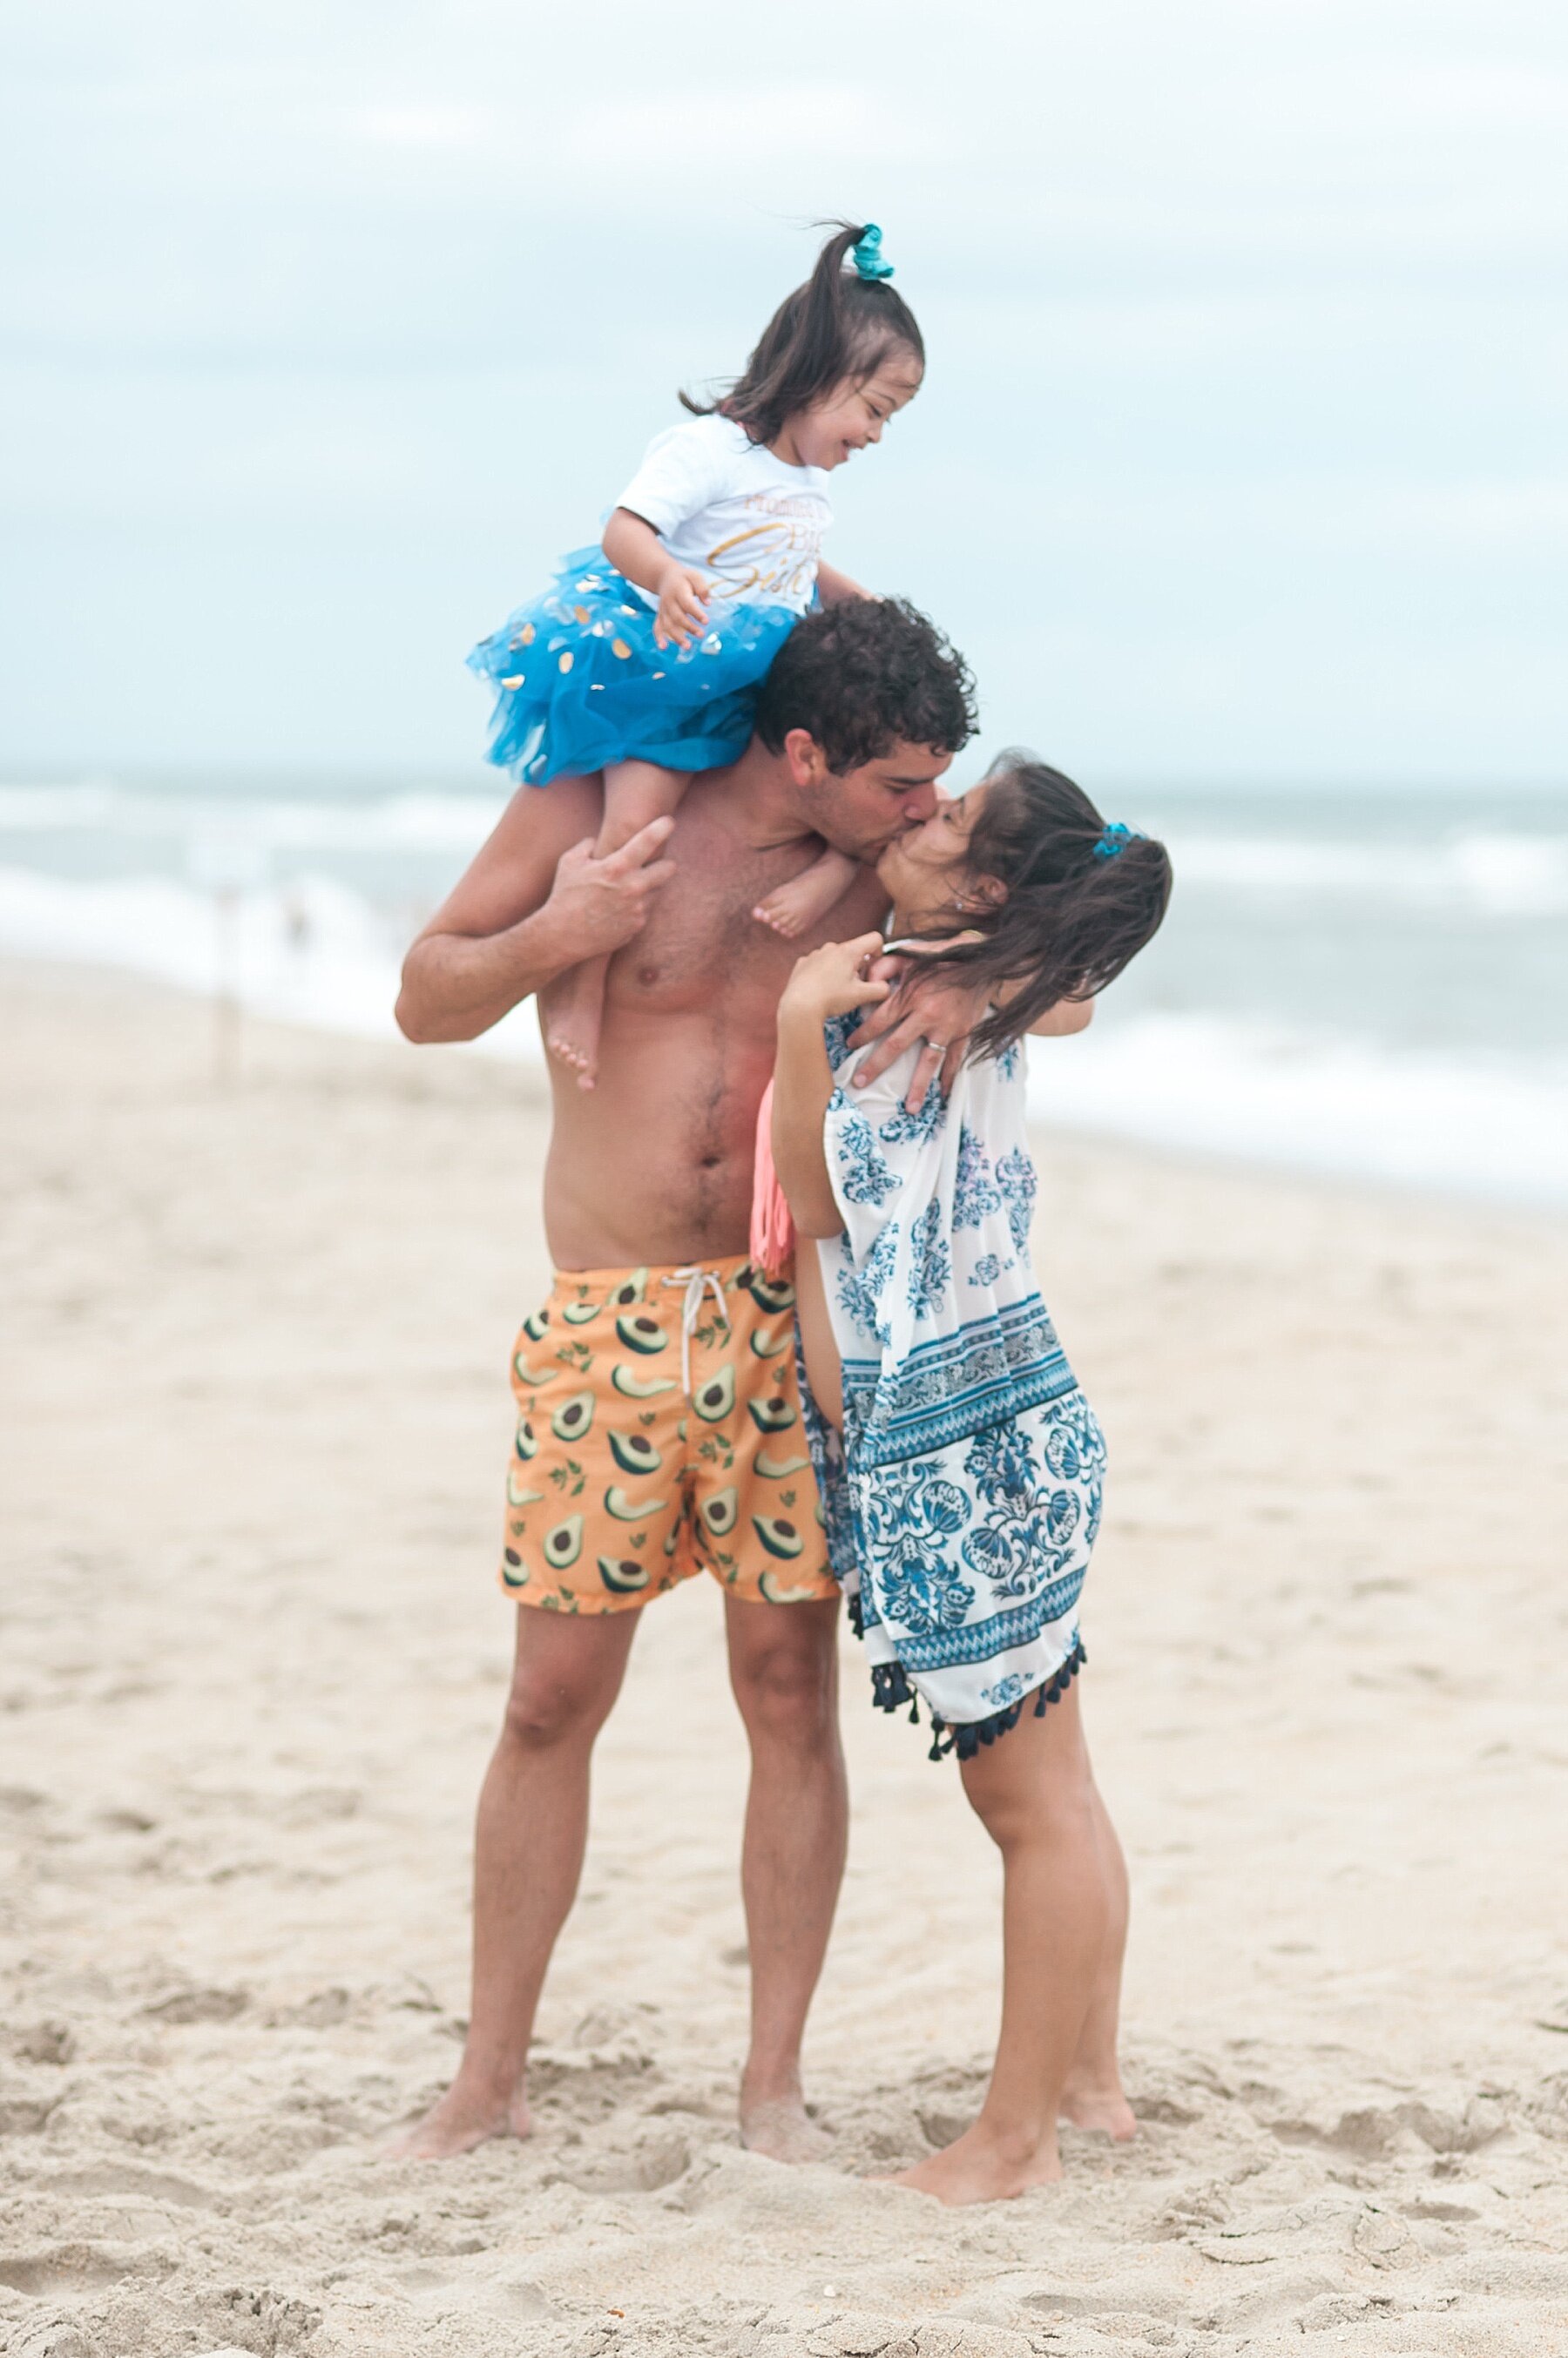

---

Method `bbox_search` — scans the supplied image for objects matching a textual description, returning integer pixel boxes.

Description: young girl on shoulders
[470,222,924,1084]
[769,756,1172,2204]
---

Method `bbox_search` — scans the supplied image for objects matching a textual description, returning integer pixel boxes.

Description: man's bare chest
[608,828,887,1012]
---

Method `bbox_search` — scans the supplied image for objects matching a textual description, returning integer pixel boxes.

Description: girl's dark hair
[682,221,924,446]
[909,752,1173,1060]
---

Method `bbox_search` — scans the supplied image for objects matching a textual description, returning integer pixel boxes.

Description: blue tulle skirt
[468,545,801,787]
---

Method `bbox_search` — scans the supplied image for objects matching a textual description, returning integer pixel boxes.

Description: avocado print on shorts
[616,1314,668,1355]
[742,1267,795,1315]
[551,1389,596,1442]
[605,1483,666,1521]
[749,1391,797,1434]
[700,1486,740,1539]
[543,1513,585,1570]
[598,1554,650,1595]
[755,1447,809,1478]
[693,1363,736,1424]
[754,1514,805,1559]
[608,1428,663,1476]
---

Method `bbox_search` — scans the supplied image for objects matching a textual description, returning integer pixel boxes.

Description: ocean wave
[4,778,1566,915]
[1028,1011,1568,1207]
[0,862,540,1057]
[1169,830,1568,915]
[2,861,1562,1207]
[0,779,506,856]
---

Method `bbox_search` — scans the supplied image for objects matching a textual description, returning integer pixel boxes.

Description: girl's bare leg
[1058,1776,1137,2138]
[753,844,862,941]
[544,759,686,1089]
[893,1682,1108,2204]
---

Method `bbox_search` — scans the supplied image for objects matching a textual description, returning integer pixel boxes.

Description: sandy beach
[3,956,1566,2358]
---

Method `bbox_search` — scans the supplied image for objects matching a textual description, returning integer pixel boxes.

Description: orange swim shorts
[498,1253,837,1613]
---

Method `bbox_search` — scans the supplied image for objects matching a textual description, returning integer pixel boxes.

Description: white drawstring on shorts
[662,1266,732,1395]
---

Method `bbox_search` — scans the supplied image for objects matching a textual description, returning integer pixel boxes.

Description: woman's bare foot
[384,2076,531,2160]
[888,2118,1062,2205]
[752,848,861,940]
[1059,2080,1138,2140]
[541,958,608,1091]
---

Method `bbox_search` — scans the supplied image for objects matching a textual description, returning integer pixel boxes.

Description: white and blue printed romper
[801,1015,1106,1759]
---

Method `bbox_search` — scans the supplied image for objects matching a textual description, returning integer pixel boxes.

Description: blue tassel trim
[870,1638,1087,1763]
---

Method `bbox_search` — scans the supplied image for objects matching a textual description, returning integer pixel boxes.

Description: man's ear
[781,728,829,788]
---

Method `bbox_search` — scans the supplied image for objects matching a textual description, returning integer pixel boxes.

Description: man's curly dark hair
[753,598,977,775]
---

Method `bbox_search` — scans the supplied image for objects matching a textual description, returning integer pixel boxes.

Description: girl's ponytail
[682,220,924,447]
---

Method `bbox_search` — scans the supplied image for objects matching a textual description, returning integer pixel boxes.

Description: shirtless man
[390,598,977,2160]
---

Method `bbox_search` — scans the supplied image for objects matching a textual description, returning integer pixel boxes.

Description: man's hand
[653,564,713,651]
[847,940,991,1112]
[545,817,679,957]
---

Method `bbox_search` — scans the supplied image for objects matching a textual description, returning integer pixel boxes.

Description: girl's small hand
[779,934,891,1027]
[653,564,713,651]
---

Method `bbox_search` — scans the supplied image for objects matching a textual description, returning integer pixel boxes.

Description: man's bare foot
[752,850,859,941]
[740,2084,834,2163]
[888,2118,1062,2205]
[541,959,607,1091]
[385,2078,531,2160]
[1059,2082,1138,2141]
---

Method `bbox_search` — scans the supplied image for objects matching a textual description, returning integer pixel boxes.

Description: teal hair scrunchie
[1092,821,1144,861]
[851,224,895,281]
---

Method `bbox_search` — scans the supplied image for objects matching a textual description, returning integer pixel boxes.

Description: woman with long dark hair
[769,753,1172,2201]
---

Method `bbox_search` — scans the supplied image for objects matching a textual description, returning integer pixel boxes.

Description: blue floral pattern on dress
[829,1094,899,1208]
[859,1463,976,1634]
[995,1145,1038,1254]
[953,1408,1107,1600]
[878,1078,949,1148]
[813,1017,1099,1736]
[821,1010,860,1067]
[906,1198,952,1322]
[952,1125,1003,1229]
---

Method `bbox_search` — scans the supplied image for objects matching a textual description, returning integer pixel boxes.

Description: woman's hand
[778,934,891,1030]
[652,563,713,651]
[848,936,990,1112]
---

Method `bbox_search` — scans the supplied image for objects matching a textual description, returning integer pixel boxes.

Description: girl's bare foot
[1059,2081,1138,2140]
[888,2118,1062,2205]
[385,2075,531,2160]
[752,848,861,940]
[541,958,608,1091]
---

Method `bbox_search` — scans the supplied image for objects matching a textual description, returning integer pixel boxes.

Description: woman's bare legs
[893,1680,1110,2204]
[1058,1775,1137,2138]
[544,759,686,1088]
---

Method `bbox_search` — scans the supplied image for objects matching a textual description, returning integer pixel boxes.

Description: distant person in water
[466,220,925,1088]
[770,755,1172,2201]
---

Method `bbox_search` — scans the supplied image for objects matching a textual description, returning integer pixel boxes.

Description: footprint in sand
[140,1987,250,2024]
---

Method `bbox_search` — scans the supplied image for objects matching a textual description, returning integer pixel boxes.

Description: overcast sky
[2,0,1565,783]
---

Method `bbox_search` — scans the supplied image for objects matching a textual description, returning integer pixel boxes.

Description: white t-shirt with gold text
[615,416,832,614]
